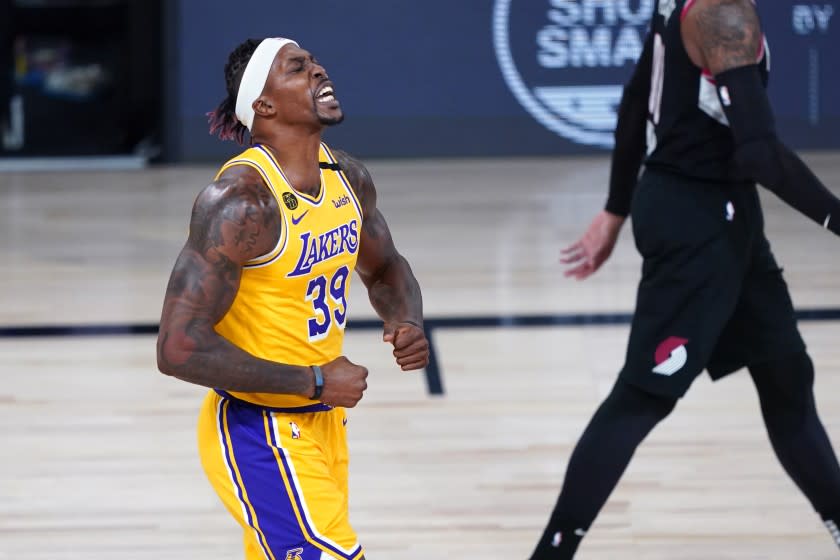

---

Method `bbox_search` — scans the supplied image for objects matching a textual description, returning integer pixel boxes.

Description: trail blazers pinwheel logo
[493,0,654,147]
[652,336,689,376]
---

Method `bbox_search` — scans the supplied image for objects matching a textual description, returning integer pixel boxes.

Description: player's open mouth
[315,85,336,104]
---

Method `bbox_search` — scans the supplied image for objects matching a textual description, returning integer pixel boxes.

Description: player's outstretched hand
[319,356,369,408]
[383,322,429,371]
[561,210,625,280]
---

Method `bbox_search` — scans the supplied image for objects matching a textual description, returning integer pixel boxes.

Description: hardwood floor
[1,152,839,558]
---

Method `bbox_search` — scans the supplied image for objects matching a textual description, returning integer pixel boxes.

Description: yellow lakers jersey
[213,143,363,408]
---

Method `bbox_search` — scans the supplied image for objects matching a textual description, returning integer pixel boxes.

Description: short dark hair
[207,38,262,144]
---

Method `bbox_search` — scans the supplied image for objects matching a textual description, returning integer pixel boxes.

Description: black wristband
[310,365,323,400]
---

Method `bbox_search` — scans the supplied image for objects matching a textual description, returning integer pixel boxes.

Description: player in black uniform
[529,0,840,558]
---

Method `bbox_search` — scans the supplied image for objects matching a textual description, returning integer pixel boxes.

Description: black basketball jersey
[644,0,769,183]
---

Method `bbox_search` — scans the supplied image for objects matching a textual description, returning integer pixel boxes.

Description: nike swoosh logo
[291,210,309,225]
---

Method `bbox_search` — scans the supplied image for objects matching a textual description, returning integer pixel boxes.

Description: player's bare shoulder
[681,0,763,74]
[189,165,282,264]
[332,148,377,218]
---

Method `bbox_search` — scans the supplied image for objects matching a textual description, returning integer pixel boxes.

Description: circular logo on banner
[493,0,653,148]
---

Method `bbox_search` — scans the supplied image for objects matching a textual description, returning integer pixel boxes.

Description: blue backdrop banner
[171,0,838,161]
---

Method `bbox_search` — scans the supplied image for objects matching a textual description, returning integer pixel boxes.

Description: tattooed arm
[682,0,840,234]
[157,166,371,404]
[334,149,430,371]
[681,0,763,75]
[156,166,315,394]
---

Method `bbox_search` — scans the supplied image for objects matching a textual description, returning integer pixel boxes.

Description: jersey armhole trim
[243,207,288,268]
[216,159,288,268]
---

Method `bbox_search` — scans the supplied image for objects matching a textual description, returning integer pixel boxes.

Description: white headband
[235,37,298,131]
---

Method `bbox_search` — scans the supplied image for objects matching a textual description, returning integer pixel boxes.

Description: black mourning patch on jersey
[282,192,299,210]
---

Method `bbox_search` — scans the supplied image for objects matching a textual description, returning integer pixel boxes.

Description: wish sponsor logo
[288,220,359,277]
[332,194,351,209]
[493,0,652,147]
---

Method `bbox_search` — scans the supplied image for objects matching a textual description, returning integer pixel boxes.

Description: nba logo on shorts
[492,0,654,147]
[290,422,301,439]
[285,548,303,560]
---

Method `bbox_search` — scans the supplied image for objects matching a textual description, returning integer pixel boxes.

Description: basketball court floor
[1,152,839,559]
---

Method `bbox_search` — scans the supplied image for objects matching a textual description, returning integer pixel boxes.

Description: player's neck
[252,128,323,197]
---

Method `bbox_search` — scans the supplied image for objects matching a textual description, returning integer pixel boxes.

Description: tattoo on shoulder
[189,176,280,264]
[693,0,762,73]
[332,149,377,217]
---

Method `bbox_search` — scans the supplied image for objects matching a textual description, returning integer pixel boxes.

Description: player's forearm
[605,87,648,217]
[715,65,840,236]
[157,325,314,396]
[737,139,840,235]
[605,32,652,217]
[365,255,424,327]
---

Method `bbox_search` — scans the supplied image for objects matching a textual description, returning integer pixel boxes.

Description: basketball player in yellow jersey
[156,38,429,560]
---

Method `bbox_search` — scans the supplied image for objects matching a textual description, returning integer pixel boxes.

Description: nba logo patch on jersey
[552,531,562,547]
[290,422,301,439]
[718,86,732,107]
[285,547,303,560]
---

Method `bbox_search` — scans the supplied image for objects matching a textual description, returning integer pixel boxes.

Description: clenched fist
[383,322,429,371]
[318,356,369,408]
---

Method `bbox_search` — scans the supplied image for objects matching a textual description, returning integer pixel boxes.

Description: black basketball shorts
[619,169,806,398]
